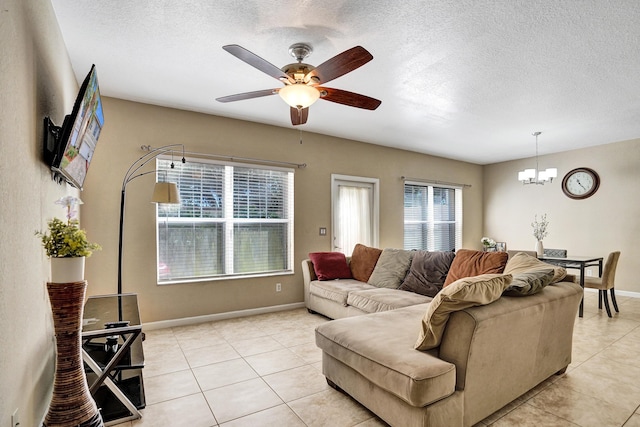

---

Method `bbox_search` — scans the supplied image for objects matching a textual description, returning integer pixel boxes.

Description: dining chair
[583,251,621,317]
[543,248,567,258]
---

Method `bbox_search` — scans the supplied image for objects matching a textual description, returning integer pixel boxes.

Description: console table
[82,294,145,425]
[539,255,603,318]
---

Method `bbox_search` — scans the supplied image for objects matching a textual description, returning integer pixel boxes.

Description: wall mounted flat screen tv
[44,64,104,190]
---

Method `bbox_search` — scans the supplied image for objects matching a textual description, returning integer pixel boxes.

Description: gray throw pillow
[503,268,555,296]
[367,248,414,289]
[399,251,456,297]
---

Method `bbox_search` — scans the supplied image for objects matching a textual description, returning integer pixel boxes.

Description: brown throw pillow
[443,249,508,287]
[399,251,456,297]
[308,252,352,281]
[415,274,513,351]
[350,244,382,282]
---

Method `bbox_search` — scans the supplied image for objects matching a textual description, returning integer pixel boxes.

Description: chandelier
[518,131,557,185]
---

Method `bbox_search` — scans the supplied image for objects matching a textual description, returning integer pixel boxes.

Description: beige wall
[6,2,635,423]
[0,0,80,424]
[483,138,640,293]
[81,98,484,322]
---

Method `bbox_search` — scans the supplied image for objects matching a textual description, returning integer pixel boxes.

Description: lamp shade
[278,83,320,109]
[151,182,180,204]
[518,168,536,181]
[545,168,558,179]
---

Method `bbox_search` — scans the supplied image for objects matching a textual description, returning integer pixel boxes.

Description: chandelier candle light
[518,132,557,185]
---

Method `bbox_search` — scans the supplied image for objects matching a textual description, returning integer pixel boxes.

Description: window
[331,174,379,256]
[156,158,294,283]
[403,182,462,251]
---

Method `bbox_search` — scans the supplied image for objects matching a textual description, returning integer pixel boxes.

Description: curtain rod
[401,176,472,188]
[141,145,307,169]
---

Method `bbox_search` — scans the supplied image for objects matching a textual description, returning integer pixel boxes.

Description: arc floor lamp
[118,144,185,295]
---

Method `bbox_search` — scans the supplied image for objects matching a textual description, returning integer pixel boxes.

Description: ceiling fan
[216,43,382,126]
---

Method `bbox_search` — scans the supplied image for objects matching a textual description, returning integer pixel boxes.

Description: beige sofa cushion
[504,252,566,283]
[315,303,456,407]
[368,248,414,289]
[415,274,513,351]
[309,279,375,306]
[347,288,433,313]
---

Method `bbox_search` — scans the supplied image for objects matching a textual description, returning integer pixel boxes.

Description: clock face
[562,168,600,199]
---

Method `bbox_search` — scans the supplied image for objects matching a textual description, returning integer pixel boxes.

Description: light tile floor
[113,291,640,426]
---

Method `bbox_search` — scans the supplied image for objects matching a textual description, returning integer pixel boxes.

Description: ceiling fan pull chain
[299,128,303,144]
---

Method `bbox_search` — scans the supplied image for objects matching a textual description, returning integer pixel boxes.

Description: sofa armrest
[302,259,317,306]
[437,281,582,425]
[302,256,352,307]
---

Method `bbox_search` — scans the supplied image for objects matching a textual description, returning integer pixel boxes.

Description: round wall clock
[561,167,600,199]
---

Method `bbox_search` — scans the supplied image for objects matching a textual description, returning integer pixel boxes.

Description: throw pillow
[367,248,414,289]
[443,249,509,287]
[415,274,513,351]
[308,252,352,281]
[503,268,555,296]
[399,250,456,297]
[350,243,383,282]
[504,252,567,283]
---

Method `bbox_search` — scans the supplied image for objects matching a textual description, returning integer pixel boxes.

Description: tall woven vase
[44,281,103,427]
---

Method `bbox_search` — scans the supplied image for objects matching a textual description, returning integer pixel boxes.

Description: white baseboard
[143,288,640,331]
[143,302,306,331]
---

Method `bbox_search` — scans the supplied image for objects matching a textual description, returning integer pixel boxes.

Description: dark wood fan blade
[318,87,381,110]
[223,44,294,84]
[216,89,277,103]
[290,107,309,125]
[305,46,373,85]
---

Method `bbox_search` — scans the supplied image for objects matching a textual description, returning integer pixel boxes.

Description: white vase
[50,257,85,283]
[535,241,544,257]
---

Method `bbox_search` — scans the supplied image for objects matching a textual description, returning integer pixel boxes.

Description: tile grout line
[176,318,326,426]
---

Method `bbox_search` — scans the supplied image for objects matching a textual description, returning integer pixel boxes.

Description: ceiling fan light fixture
[279,83,320,109]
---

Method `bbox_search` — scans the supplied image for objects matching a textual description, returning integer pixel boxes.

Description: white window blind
[156,158,294,283]
[403,183,462,251]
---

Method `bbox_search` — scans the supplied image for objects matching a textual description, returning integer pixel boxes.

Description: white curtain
[337,185,372,256]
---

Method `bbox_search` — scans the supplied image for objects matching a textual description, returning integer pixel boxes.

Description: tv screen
[45,64,104,190]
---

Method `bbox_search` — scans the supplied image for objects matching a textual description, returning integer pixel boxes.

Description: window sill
[157,270,295,286]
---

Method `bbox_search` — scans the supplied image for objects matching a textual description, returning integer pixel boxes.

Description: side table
[82,294,146,425]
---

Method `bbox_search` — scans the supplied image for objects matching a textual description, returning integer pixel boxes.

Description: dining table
[538,255,604,317]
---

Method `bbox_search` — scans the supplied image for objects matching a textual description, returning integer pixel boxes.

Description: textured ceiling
[50,0,640,164]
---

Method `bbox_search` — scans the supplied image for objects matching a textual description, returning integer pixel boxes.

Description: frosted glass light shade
[151,182,180,204]
[518,168,536,181]
[279,84,320,109]
[545,168,558,179]
[538,168,558,182]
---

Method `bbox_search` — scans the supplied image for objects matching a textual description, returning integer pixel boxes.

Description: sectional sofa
[305,247,583,427]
